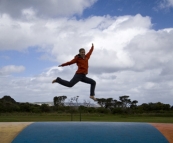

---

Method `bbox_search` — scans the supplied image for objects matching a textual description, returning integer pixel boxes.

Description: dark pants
[56,73,96,96]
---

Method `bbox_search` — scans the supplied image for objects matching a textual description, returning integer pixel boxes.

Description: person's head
[79,48,85,58]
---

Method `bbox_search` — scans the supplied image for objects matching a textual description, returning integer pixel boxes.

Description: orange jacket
[61,46,94,74]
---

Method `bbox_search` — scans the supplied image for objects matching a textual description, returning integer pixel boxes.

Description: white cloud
[159,0,173,9]
[125,28,173,71]
[0,13,173,105]
[0,14,152,70]
[0,65,25,75]
[168,0,173,6]
[0,0,97,18]
[0,55,10,60]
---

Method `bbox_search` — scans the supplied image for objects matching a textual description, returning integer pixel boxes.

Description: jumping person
[52,43,97,101]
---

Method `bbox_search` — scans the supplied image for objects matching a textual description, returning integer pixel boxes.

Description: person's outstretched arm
[58,57,77,67]
[86,43,94,59]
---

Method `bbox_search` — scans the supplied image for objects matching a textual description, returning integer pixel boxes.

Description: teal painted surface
[12,122,169,143]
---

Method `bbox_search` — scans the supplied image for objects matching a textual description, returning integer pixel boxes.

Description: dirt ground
[0,122,32,143]
[0,122,173,143]
[151,123,173,143]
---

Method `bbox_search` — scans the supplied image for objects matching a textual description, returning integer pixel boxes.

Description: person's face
[80,50,85,58]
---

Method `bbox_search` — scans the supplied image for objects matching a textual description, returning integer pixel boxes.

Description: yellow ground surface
[151,123,173,143]
[0,122,32,143]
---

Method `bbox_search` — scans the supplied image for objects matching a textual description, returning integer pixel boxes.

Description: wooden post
[80,111,81,121]
[71,112,73,121]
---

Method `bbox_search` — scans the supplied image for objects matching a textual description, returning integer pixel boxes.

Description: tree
[54,96,67,106]
[96,98,116,109]
[162,104,170,110]
[97,98,106,107]
[111,99,118,108]
[0,95,19,112]
[41,104,50,112]
[116,101,123,108]
[139,102,171,112]
[132,100,138,106]
[119,95,131,109]
[130,100,138,109]
[105,98,113,109]
[68,96,79,106]
[171,106,173,110]
[19,103,32,112]
[74,96,79,106]
[0,95,16,103]
[83,99,91,107]
[140,103,149,111]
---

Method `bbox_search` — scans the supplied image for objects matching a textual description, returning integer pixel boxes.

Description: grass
[0,113,173,123]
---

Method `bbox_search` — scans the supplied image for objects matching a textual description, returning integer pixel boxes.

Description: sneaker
[52,77,60,84]
[90,96,98,101]
[52,79,57,84]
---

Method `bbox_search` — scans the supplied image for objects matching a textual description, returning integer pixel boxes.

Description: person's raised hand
[92,43,94,47]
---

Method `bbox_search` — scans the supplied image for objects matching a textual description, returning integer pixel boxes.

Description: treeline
[53,95,173,114]
[0,95,173,114]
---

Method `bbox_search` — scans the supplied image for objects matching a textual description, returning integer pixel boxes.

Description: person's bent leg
[81,76,96,100]
[53,74,82,87]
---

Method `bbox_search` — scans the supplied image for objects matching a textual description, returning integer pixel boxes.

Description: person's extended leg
[52,74,82,87]
[81,75,96,101]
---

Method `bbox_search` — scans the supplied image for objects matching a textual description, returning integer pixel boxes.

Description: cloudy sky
[0,0,173,105]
